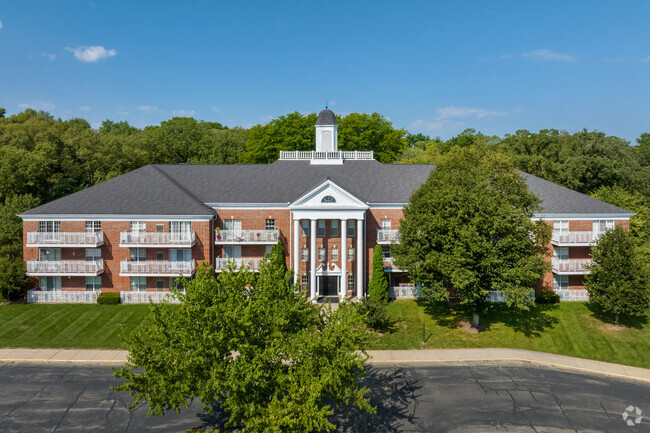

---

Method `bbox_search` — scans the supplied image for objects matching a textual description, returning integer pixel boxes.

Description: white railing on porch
[26,259,104,275]
[383,257,403,271]
[27,289,99,303]
[279,150,374,160]
[120,231,196,247]
[388,285,419,299]
[554,289,590,301]
[120,291,181,304]
[551,231,594,245]
[377,229,400,243]
[120,260,195,276]
[552,258,592,273]
[27,231,104,247]
[215,229,279,243]
[214,257,263,272]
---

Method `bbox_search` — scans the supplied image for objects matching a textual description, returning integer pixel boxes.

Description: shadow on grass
[331,366,421,432]
[418,299,559,338]
[585,302,648,329]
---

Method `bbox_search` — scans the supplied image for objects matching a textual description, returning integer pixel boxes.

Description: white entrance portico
[290,179,368,301]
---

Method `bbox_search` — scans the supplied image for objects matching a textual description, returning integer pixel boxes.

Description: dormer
[315,109,337,152]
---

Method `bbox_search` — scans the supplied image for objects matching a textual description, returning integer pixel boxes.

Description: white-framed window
[223,245,241,259]
[553,247,569,260]
[301,275,309,289]
[593,220,614,236]
[86,276,101,291]
[347,274,355,292]
[39,247,61,261]
[553,275,568,291]
[382,245,391,258]
[331,220,339,237]
[85,221,101,233]
[318,247,326,261]
[156,251,165,261]
[265,245,273,256]
[223,219,242,232]
[553,220,569,234]
[129,248,146,262]
[130,277,147,292]
[130,221,146,233]
[170,249,192,263]
[381,219,392,230]
[265,219,275,230]
[38,221,60,233]
[318,220,326,237]
[39,276,61,291]
[348,247,355,261]
[85,248,101,261]
[170,277,186,292]
[301,220,309,236]
[169,221,192,233]
[331,247,339,261]
[301,247,309,261]
[156,278,165,291]
[321,195,336,203]
[347,220,355,237]
[156,224,164,233]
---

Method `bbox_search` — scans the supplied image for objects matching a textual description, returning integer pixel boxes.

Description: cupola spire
[315,108,337,152]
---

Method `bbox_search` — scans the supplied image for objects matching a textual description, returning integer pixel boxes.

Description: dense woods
[0,107,649,296]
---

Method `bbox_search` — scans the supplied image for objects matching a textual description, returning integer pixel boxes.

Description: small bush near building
[357,297,394,332]
[97,292,121,305]
[535,291,560,304]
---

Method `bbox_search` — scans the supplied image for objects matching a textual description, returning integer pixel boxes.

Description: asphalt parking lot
[0,362,648,432]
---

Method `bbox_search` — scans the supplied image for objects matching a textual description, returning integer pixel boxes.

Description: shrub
[97,292,121,305]
[368,245,388,303]
[0,257,28,301]
[357,297,393,332]
[535,290,560,304]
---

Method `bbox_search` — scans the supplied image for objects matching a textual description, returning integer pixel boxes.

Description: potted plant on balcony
[215,227,221,241]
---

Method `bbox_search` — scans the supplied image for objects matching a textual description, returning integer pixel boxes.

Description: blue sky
[1,1,649,141]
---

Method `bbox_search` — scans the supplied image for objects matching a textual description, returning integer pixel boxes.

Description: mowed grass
[370,300,650,369]
[0,304,152,349]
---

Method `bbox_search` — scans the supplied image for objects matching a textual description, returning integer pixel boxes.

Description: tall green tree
[585,226,650,325]
[0,194,41,260]
[113,263,373,432]
[393,148,551,324]
[368,245,388,303]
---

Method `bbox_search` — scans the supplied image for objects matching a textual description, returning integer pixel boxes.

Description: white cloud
[522,49,576,62]
[411,106,505,131]
[211,106,223,113]
[0,20,3,29]
[137,105,157,112]
[79,106,91,112]
[641,55,650,63]
[41,52,57,61]
[66,45,117,63]
[116,107,129,116]
[172,109,195,116]
[18,101,56,111]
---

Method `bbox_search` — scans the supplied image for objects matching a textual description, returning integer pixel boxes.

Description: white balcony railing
[383,257,404,271]
[26,231,104,247]
[554,289,590,301]
[214,257,263,272]
[377,229,400,243]
[551,231,594,245]
[120,291,181,304]
[552,258,592,274]
[119,231,196,247]
[26,259,104,276]
[389,285,419,299]
[27,289,99,303]
[279,150,374,160]
[120,260,196,276]
[215,229,279,244]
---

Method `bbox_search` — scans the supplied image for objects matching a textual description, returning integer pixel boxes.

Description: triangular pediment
[290,180,368,210]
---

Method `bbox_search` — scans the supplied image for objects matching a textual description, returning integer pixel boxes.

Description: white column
[293,218,300,286]
[310,219,317,300]
[356,218,364,299]
[341,219,347,298]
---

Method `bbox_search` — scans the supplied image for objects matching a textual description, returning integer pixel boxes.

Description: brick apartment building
[19,109,632,303]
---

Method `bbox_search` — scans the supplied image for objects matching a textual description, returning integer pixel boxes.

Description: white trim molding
[534,213,633,220]
[20,214,214,221]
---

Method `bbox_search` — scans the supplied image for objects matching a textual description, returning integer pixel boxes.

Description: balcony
[551,231,594,246]
[377,229,400,244]
[554,289,590,301]
[26,231,104,247]
[27,289,99,303]
[383,257,404,272]
[120,260,196,277]
[552,258,592,274]
[26,259,104,276]
[214,229,279,245]
[119,231,196,248]
[214,257,263,272]
[120,291,181,304]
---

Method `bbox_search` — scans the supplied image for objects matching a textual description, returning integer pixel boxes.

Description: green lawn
[0,304,152,349]
[369,300,650,369]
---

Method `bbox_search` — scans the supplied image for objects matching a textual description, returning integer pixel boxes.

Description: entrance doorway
[318,276,339,296]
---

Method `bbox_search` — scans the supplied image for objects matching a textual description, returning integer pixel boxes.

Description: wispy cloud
[66,45,117,63]
[42,52,56,61]
[137,105,158,112]
[641,55,650,63]
[0,20,4,29]
[211,106,223,113]
[172,109,195,116]
[411,106,505,131]
[19,101,56,111]
[522,49,576,62]
[79,106,91,112]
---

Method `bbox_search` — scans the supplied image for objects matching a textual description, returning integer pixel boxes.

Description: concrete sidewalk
[1,347,649,384]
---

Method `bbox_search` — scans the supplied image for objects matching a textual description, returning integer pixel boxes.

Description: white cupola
[315,109,338,152]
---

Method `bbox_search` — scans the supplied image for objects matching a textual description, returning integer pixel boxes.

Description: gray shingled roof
[20,160,632,216]
[315,109,337,125]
